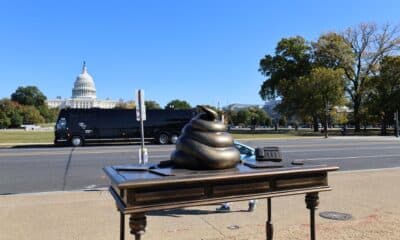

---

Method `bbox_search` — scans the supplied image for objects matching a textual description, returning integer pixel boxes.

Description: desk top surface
[104,160,339,189]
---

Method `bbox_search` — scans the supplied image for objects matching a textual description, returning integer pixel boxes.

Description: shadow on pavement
[147,208,248,218]
[62,147,75,191]
[11,144,57,149]
[0,192,14,196]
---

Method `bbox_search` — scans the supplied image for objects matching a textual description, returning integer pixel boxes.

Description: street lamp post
[324,102,329,139]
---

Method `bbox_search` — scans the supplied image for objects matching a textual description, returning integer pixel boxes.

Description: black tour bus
[54,108,196,146]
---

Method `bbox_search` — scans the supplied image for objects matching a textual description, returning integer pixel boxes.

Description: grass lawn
[0,130,318,145]
[231,133,304,139]
[0,130,54,144]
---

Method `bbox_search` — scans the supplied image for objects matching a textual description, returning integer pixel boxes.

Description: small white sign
[136,89,146,121]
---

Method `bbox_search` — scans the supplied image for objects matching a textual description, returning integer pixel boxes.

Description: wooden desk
[104,163,338,240]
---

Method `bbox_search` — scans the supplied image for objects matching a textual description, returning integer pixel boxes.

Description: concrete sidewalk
[1,168,399,240]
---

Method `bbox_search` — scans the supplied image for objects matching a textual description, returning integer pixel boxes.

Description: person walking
[216,200,257,212]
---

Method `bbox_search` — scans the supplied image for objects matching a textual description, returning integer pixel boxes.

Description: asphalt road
[1,136,400,194]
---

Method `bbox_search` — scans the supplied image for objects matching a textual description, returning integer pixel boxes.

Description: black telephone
[255,147,282,162]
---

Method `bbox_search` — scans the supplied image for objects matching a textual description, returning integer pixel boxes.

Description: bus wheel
[71,136,83,147]
[158,133,169,145]
[170,134,179,144]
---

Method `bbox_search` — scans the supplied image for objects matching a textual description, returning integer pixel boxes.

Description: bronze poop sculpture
[170,105,240,170]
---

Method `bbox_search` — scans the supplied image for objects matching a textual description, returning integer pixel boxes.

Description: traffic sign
[136,89,146,121]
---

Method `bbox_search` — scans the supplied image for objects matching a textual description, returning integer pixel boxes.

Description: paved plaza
[1,168,399,240]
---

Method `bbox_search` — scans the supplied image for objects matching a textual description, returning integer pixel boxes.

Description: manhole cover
[227,225,240,230]
[319,211,352,221]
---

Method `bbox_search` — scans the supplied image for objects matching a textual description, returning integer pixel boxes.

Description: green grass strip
[0,131,54,143]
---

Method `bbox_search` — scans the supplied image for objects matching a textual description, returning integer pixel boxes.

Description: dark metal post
[395,110,399,138]
[266,198,273,240]
[120,212,125,240]
[138,90,145,164]
[305,193,319,240]
[310,206,316,240]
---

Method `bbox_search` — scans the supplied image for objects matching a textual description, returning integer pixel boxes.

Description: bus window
[56,117,67,130]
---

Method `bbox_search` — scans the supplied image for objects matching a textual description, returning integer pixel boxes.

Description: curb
[0,143,54,148]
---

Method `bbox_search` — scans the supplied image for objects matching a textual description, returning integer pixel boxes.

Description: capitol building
[47,62,117,109]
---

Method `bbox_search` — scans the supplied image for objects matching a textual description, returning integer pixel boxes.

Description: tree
[11,86,47,107]
[248,108,270,126]
[235,109,251,126]
[331,106,350,127]
[312,32,354,70]
[224,110,237,126]
[0,98,23,128]
[259,35,347,131]
[264,117,272,127]
[0,111,11,128]
[19,105,45,124]
[225,107,270,127]
[38,105,59,123]
[296,67,346,133]
[144,100,161,109]
[115,100,136,109]
[259,36,312,100]
[317,23,400,131]
[259,36,313,121]
[117,101,135,109]
[366,56,400,135]
[279,117,287,127]
[165,99,192,110]
[9,111,23,128]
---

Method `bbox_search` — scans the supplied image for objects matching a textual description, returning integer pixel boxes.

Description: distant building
[224,102,280,118]
[333,105,353,113]
[47,62,117,109]
[262,100,281,120]
[224,103,263,111]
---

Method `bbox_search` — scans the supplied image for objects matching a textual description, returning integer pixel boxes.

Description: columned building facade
[47,62,117,109]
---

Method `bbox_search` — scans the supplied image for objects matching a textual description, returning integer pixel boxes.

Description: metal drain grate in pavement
[319,211,352,221]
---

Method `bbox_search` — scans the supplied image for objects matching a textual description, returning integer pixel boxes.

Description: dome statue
[72,61,97,99]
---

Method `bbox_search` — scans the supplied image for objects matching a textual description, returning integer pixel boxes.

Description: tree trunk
[381,114,387,136]
[313,116,319,132]
[353,99,361,132]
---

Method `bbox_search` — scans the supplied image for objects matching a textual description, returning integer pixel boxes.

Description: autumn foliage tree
[0,86,58,128]
[259,23,400,132]
[314,23,400,131]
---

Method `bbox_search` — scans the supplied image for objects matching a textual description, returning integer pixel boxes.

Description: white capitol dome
[72,62,96,99]
[47,62,117,109]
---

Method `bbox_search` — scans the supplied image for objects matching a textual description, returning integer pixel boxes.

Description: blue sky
[1,0,399,108]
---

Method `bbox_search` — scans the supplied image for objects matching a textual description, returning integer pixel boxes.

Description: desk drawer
[134,187,205,203]
[213,181,270,196]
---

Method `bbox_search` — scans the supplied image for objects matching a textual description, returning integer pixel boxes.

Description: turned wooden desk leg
[305,193,319,240]
[266,197,273,240]
[129,213,147,240]
[120,212,125,240]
